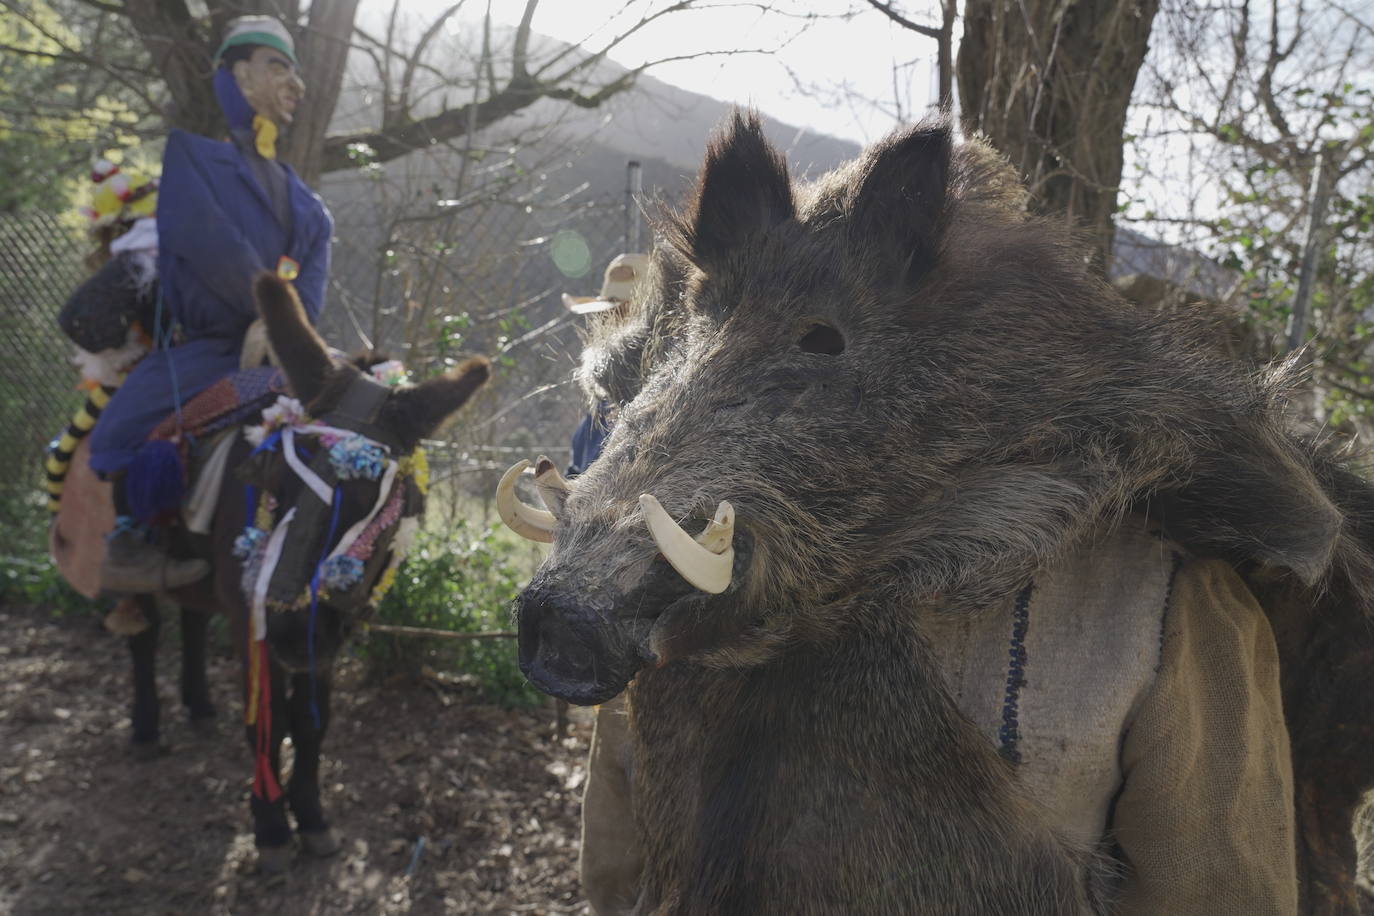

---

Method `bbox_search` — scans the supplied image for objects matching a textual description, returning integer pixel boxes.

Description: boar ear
[671,110,794,269]
[845,118,953,288]
[1158,423,1342,585]
[255,272,333,405]
[380,357,490,452]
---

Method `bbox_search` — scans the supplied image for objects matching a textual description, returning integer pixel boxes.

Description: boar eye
[798,322,845,356]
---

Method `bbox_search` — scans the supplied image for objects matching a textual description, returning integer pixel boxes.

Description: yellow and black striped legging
[45,384,118,513]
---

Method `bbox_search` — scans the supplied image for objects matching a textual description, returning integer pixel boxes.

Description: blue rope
[152,288,186,434]
[241,484,257,681]
[251,429,311,465]
[306,486,343,730]
[252,429,283,455]
[151,284,165,346]
[109,514,142,539]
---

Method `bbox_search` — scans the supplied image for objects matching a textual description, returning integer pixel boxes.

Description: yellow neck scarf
[252,114,278,160]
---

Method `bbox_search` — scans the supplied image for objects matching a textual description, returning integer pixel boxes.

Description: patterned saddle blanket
[47,366,288,599]
[147,366,289,444]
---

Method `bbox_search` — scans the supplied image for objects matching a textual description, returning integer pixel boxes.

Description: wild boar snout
[515,586,648,706]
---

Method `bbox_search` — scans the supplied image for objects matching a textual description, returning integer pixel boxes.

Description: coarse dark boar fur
[514,112,1374,915]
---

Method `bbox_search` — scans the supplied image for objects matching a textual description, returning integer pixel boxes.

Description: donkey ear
[254,272,333,405]
[382,356,491,452]
[674,110,794,268]
[845,119,953,288]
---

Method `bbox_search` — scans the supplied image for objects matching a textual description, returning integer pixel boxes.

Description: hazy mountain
[526,69,863,180]
[324,18,862,192]
[313,21,1229,415]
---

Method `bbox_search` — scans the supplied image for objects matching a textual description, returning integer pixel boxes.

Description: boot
[100,527,209,593]
[99,476,209,594]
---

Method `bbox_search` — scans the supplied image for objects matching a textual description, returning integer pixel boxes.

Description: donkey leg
[1295,773,1362,916]
[178,607,217,728]
[128,594,162,757]
[286,671,339,858]
[1288,651,1374,916]
[244,658,294,872]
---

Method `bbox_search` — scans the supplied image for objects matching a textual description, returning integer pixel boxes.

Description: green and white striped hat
[214,15,297,67]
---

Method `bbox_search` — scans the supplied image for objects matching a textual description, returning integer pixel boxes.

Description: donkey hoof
[257,844,294,874]
[300,828,340,858]
[129,739,166,762]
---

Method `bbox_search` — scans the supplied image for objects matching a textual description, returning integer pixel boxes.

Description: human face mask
[233,45,305,127]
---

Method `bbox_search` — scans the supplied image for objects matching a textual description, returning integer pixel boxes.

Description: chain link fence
[318,165,643,532]
[0,174,641,557]
[0,210,88,557]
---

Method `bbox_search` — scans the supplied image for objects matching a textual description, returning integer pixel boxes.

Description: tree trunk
[279,0,360,185]
[957,0,1160,272]
[123,0,342,184]
[123,0,220,137]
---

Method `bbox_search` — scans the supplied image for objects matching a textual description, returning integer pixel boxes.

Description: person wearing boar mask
[571,246,1298,916]
[561,253,652,477]
[60,159,161,391]
[88,15,332,594]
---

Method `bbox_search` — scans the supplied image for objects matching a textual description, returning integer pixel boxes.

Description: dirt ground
[4,600,1373,916]
[0,601,592,916]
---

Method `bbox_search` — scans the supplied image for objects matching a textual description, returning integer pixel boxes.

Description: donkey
[498,114,1374,914]
[53,273,489,871]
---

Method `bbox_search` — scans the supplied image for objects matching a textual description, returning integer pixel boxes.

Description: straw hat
[562,253,650,314]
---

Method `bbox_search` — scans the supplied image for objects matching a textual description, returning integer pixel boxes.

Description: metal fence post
[625,160,643,253]
[1286,148,1333,353]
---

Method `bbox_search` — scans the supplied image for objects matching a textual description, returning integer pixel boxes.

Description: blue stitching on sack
[998,582,1035,765]
[1155,551,1185,670]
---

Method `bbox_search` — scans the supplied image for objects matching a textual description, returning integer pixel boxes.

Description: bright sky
[452,0,942,145]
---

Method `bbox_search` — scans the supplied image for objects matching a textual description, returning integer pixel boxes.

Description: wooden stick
[365,623,516,640]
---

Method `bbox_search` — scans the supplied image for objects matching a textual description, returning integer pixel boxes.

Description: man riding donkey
[44,18,499,867]
[87,15,332,594]
[561,252,651,478]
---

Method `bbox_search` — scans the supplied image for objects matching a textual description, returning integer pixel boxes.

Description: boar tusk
[639,494,735,594]
[697,501,735,555]
[533,455,571,517]
[497,460,556,543]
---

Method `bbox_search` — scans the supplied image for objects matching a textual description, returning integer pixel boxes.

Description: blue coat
[568,401,613,477]
[89,129,332,475]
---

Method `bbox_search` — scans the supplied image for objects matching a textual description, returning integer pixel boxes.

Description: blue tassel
[126,439,185,526]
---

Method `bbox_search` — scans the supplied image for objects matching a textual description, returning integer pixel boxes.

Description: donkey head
[240,273,489,670]
[504,113,1342,706]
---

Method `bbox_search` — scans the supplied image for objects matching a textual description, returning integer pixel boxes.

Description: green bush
[0,552,91,616]
[362,520,540,707]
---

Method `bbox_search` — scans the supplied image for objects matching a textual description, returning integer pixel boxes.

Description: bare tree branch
[531,0,697,80]
[401,2,467,114]
[511,0,538,80]
[320,0,760,176]
[71,0,126,15]
[122,0,219,136]
[383,0,402,126]
[865,0,940,40]
[1258,0,1299,150]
